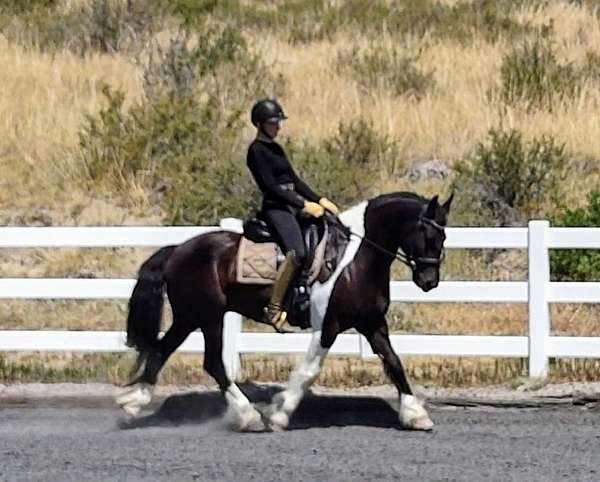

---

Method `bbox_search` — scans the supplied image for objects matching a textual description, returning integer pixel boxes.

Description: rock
[569,159,600,175]
[7,209,54,226]
[76,269,97,279]
[404,160,451,182]
[488,250,527,280]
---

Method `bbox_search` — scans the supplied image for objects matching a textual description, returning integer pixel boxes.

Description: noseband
[326,212,445,271]
[407,217,446,268]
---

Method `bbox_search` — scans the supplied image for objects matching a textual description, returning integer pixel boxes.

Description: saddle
[236,214,349,328]
[237,215,327,286]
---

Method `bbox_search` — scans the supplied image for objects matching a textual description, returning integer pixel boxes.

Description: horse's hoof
[122,402,142,417]
[227,405,266,432]
[404,416,434,431]
[268,410,289,431]
[115,383,153,416]
[399,394,433,431]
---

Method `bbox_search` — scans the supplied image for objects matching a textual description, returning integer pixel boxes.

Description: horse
[116,191,453,431]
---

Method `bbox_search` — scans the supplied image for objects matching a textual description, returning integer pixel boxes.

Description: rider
[247,98,339,328]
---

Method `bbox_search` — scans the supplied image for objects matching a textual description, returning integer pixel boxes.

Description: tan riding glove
[303,201,325,218]
[319,197,339,215]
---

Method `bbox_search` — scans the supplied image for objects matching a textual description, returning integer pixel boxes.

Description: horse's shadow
[118,383,402,431]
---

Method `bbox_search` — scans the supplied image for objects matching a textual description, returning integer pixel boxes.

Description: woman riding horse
[247,99,339,329]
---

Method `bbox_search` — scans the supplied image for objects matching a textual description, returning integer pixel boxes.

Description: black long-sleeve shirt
[247,139,321,210]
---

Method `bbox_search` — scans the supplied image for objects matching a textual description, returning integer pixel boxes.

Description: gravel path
[1,383,600,481]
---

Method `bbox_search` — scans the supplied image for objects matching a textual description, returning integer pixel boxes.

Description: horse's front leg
[363,321,433,431]
[266,330,331,430]
[199,323,266,432]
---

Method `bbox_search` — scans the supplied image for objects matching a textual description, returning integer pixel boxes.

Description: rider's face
[262,120,281,139]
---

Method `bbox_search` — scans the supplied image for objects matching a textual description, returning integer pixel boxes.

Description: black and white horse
[116,192,452,431]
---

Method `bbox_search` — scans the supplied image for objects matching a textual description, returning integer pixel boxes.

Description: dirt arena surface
[1,383,599,481]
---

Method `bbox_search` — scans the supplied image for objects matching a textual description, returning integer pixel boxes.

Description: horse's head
[364,192,453,292]
[400,194,453,291]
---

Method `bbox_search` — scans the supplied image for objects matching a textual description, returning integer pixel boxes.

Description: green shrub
[174,0,530,45]
[142,25,263,101]
[582,51,600,83]
[499,37,581,110]
[0,0,57,15]
[79,21,281,225]
[568,0,600,14]
[83,98,392,226]
[1,0,159,54]
[335,0,528,44]
[153,0,219,28]
[286,119,398,207]
[0,0,533,51]
[80,0,157,54]
[324,118,398,171]
[80,84,260,224]
[383,0,530,44]
[451,127,567,226]
[551,190,600,281]
[337,45,434,99]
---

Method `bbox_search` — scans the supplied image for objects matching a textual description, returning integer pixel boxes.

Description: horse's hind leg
[201,318,266,432]
[116,320,194,416]
[363,321,433,431]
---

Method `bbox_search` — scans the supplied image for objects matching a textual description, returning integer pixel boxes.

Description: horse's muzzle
[420,279,438,292]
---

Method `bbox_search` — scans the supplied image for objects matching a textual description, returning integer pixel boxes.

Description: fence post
[528,220,550,378]
[359,334,374,359]
[220,218,244,380]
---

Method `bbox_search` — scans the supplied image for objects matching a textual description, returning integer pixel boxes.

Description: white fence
[1,216,600,379]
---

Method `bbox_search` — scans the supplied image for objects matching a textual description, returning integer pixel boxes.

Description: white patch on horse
[309,202,366,331]
[224,383,265,432]
[115,382,154,416]
[225,383,251,409]
[268,330,329,430]
[267,203,367,430]
[399,393,434,431]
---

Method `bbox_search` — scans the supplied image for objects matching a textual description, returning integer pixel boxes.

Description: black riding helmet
[251,99,287,127]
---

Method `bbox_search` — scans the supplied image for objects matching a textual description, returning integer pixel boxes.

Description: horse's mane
[365,191,428,221]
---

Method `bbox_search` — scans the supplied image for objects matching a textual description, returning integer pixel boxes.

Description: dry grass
[256,16,600,172]
[0,37,145,221]
[3,352,600,388]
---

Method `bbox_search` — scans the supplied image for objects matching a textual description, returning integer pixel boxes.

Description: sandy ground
[1,382,600,481]
[2,380,600,403]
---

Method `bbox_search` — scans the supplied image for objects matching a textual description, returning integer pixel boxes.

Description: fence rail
[1,217,599,379]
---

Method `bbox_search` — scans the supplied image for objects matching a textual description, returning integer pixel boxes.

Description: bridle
[325,212,446,270]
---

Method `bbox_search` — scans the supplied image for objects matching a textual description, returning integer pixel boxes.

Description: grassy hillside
[1,0,599,386]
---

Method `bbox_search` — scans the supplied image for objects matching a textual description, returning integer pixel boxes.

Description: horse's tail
[126,245,176,359]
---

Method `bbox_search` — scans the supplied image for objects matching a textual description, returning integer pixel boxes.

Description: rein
[325,213,445,269]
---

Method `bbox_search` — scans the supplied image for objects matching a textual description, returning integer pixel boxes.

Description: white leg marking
[115,383,154,417]
[268,331,329,431]
[399,393,434,431]
[225,384,265,432]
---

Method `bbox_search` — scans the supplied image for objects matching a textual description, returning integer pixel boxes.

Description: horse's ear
[426,195,439,217]
[442,192,454,212]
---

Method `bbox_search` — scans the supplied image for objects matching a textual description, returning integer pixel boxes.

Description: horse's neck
[353,196,424,286]
[364,198,424,253]
[353,241,394,280]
